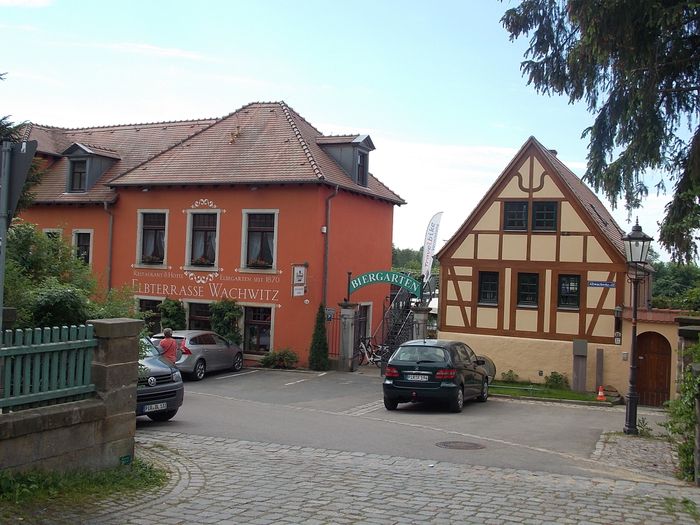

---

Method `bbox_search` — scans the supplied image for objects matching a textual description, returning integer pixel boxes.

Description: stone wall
[0,318,142,474]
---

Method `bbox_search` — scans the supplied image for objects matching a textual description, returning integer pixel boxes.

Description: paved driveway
[30,368,700,524]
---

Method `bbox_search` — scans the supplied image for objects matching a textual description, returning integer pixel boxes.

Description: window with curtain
[190,213,217,266]
[246,213,275,269]
[141,213,165,264]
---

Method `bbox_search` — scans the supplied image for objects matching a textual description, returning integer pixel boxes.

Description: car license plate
[144,402,167,412]
[406,374,429,381]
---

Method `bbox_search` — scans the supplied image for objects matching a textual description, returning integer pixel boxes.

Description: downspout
[322,186,339,307]
[103,201,113,290]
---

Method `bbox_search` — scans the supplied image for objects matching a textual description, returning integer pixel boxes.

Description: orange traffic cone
[596,385,606,401]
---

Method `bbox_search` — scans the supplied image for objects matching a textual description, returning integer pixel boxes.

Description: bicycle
[356,337,390,367]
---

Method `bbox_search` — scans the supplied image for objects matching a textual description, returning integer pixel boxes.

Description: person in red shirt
[159,328,178,364]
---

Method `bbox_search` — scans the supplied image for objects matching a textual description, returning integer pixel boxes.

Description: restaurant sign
[349,271,421,296]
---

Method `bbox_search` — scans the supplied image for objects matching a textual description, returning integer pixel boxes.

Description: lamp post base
[623,393,639,435]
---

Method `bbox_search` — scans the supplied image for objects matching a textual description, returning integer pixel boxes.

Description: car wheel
[147,409,178,422]
[477,378,489,402]
[449,386,464,413]
[232,352,244,372]
[384,397,399,411]
[192,359,206,381]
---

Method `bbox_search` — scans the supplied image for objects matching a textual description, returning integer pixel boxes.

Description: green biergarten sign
[349,271,421,296]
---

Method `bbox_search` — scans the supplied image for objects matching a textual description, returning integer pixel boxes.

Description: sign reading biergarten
[349,271,421,296]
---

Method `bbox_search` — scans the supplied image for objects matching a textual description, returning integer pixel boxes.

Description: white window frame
[135,209,169,268]
[42,228,63,239]
[184,209,221,271]
[72,228,93,267]
[240,209,279,273]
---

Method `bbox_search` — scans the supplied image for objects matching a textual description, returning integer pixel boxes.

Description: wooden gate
[637,331,671,407]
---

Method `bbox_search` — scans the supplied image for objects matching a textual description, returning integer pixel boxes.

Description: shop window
[504,201,528,231]
[244,306,271,353]
[139,299,162,334]
[478,271,499,305]
[517,273,539,307]
[188,302,212,330]
[533,202,558,231]
[140,212,166,264]
[73,230,92,265]
[558,275,580,308]
[244,212,277,269]
[189,212,218,267]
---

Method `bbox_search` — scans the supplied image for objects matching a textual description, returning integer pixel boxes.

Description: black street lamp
[622,219,653,435]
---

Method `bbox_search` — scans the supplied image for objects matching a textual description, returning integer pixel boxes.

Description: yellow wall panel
[535,174,564,198]
[515,309,538,332]
[587,237,612,263]
[559,236,584,262]
[446,306,464,327]
[592,314,614,338]
[499,176,528,198]
[531,235,557,261]
[453,234,474,259]
[474,202,500,231]
[504,268,511,328]
[587,286,603,308]
[556,311,579,335]
[560,202,588,232]
[477,234,499,259]
[458,281,472,301]
[454,266,473,276]
[502,234,527,260]
[544,269,552,332]
[477,307,498,329]
[446,280,458,301]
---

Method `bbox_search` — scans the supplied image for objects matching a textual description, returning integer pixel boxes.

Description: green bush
[29,279,89,328]
[158,298,186,331]
[87,285,137,320]
[308,304,329,371]
[260,349,298,369]
[209,299,243,344]
[501,369,520,383]
[544,371,570,390]
[663,342,700,481]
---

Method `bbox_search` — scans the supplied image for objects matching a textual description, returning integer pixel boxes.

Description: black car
[382,339,490,412]
[137,338,185,421]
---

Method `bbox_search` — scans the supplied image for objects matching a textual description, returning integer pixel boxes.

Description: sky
[0,0,673,259]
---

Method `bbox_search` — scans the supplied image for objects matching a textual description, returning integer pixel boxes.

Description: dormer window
[357,151,368,187]
[70,160,87,192]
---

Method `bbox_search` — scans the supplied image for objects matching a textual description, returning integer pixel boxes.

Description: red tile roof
[26,102,404,206]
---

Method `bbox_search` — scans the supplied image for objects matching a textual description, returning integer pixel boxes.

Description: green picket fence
[0,325,97,413]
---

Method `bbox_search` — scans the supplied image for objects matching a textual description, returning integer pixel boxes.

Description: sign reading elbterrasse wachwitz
[349,271,421,296]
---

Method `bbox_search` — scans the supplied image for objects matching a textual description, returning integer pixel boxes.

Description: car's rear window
[392,346,448,363]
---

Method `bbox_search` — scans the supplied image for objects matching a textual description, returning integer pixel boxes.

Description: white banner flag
[421,212,443,281]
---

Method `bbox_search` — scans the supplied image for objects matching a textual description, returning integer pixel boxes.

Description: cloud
[96,42,220,63]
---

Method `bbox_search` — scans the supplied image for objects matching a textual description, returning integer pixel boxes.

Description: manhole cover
[435,441,485,450]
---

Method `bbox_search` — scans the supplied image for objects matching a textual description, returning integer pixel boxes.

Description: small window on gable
[504,202,528,231]
[69,160,87,192]
[533,202,558,231]
[517,273,539,307]
[357,151,368,187]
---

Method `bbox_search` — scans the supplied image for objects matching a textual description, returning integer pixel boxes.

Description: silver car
[151,330,244,380]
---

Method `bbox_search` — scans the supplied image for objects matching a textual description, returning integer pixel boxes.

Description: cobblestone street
[37,427,700,525]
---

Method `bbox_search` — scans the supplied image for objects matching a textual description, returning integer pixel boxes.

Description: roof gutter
[322,185,339,307]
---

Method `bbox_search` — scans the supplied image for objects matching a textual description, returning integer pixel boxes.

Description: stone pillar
[411,306,432,340]
[339,302,359,372]
[89,317,144,467]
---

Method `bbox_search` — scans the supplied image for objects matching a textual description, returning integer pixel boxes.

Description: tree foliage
[501,1,700,262]
[209,299,243,344]
[308,303,330,371]
[158,298,186,331]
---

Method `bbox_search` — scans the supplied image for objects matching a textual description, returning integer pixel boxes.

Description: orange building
[20,102,404,366]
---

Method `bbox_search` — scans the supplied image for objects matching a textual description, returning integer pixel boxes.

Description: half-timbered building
[436,137,679,404]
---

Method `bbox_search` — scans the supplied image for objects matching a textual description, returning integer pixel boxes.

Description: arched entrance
[636,332,671,407]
